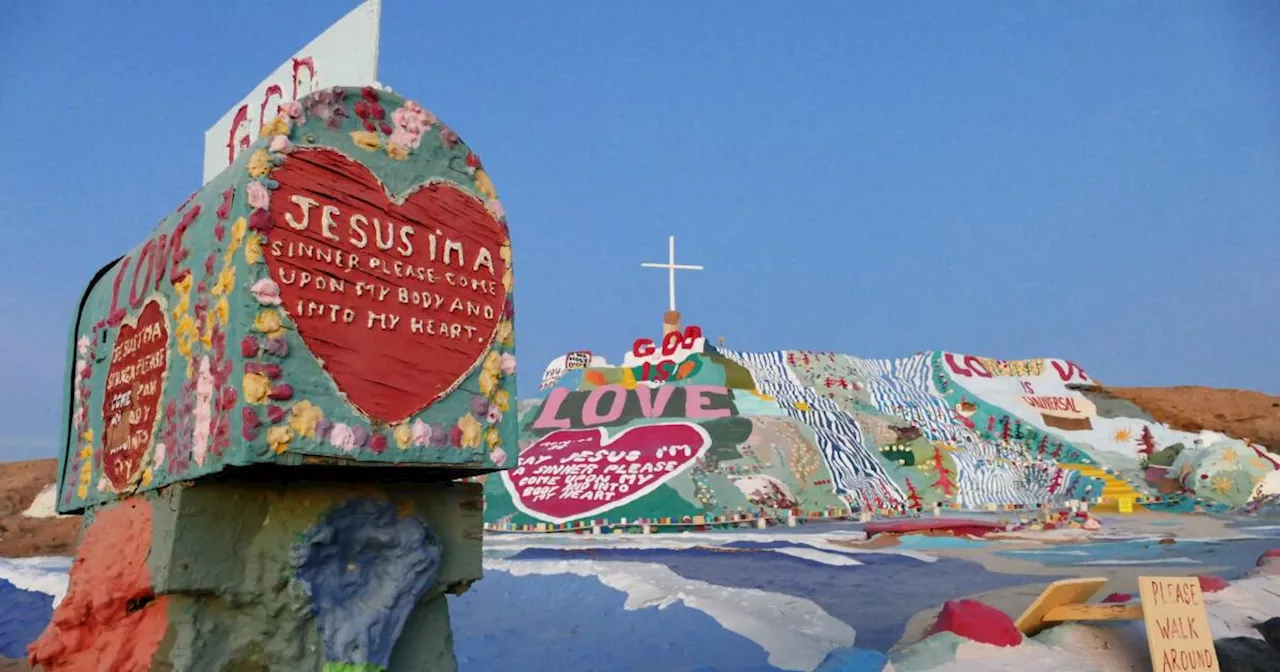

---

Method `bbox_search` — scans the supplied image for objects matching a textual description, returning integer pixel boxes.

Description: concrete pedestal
[30,480,483,672]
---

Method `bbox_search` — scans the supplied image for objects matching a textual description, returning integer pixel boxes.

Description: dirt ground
[1107,385,1280,450]
[0,460,79,558]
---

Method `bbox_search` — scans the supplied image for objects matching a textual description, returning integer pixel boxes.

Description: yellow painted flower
[289,400,324,438]
[1249,456,1269,471]
[751,390,776,402]
[474,169,498,200]
[499,240,512,263]
[260,116,289,138]
[230,217,247,250]
[82,429,93,443]
[141,468,153,487]
[482,351,502,377]
[485,426,501,449]
[244,372,271,404]
[794,400,811,412]
[245,234,263,264]
[496,320,513,346]
[1221,448,1238,463]
[492,389,511,412]
[213,264,236,296]
[351,130,381,150]
[78,445,91,459]
[386,142,409,161]
[268,426,294,454]
[479,371,498,397]
[214,296,230,326]
[394,423,413,449]
[254,309,285,338]
[502,268,513,293]
[176,313,199,356]
[1211,475,1232,496]
[76,484,88,499]
[1114,428,1133,443]
[458,413,484,448]
[247,150,272,178]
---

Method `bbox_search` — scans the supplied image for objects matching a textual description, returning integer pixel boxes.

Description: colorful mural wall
[483,332,1280,530]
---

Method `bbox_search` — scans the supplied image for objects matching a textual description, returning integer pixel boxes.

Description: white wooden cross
[641,236,703,312]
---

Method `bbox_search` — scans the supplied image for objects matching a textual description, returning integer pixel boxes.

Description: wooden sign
[1137,576,1220,672]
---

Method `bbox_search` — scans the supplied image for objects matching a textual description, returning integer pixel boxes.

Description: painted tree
[1048,468,1064,494]
[904,477,924,510]
[1014,420,1024,440]
[1050,443,1063,460]
[1138,426,1157,456]
[1036,435,1050,456]
[929,447,957,497]
[1000,416,1012,441]
[986,416,997,433]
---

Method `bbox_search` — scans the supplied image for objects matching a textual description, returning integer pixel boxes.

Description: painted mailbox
[57,86,518,513]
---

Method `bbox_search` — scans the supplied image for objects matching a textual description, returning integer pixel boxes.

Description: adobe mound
[481,334,1280,530]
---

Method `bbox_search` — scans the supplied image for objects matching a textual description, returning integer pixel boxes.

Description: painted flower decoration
[457,413,484,449]
[280,101,304,122]
[252,279,283,306]
[500,353,516,376]
[254,309,285,337]
[330,423,359,452]
[492,389,511,413]
[269,134,294,154]
[351,130,381,150]
[486,407,503,425]
[485,427,501,450]
[495,321,513,348]
[489,447,507,465]
[247,150,272,178]
[386,143,409,161]
[259,116,289,139]
[304,87,350,129]
[289,400,325,439]
[394,423,413,449]
[246,181,270,210]
[388,100,436,149]
[268,426,293,454]
[245,234,263,264]
[243,373,272,404]
[410,419,432,446]
[474,170,498,201]
[470,396,490,420]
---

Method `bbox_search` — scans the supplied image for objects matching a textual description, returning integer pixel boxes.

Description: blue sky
[0,1,1277,460]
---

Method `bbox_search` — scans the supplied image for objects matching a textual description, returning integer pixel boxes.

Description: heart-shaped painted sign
[101,298,170,492]
[502,423,711,523]
[267,148,508,422]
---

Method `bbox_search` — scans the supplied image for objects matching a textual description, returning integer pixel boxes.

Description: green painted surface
[58,86,518,513]
[147,481,482,671]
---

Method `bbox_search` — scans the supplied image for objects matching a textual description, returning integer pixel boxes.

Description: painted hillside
[481,326,1280,530]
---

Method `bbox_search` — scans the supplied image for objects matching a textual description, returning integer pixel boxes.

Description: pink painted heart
[101,298,170,492]
[503,423,711,523]
[267,148,508,423]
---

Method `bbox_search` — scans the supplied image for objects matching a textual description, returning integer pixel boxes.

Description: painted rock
[57,86,518,514]
[925,599,1023,647]
[814,646,890,671]
[1196,575,1230,593]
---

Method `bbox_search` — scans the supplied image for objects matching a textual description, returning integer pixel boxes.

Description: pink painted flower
[369,433,388,454]
[280,101,304,121]
[486,407,503,425]
[330,423,358,451]
[246,181,270,210]
[411,419,432,446]
[500,353,516,375]
[489,447,507,465]
[192,356,215,467]
[269,134,294,154]
[251,278,282,306]
[388,100,436,149]
[154,442,167,469]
